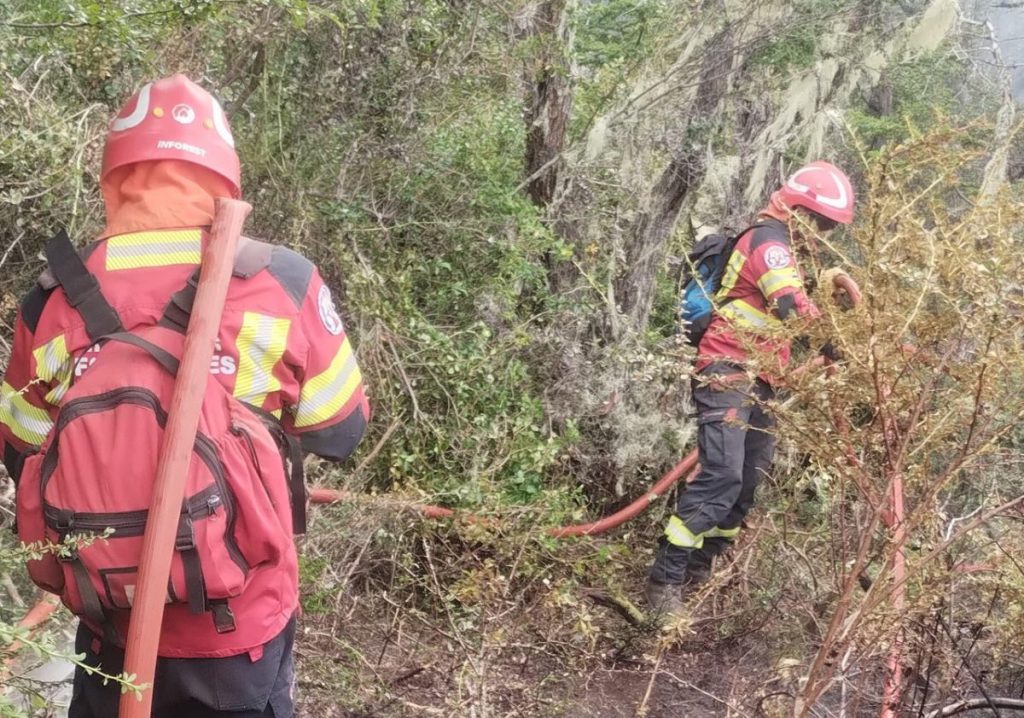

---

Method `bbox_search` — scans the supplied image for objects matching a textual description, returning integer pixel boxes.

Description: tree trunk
[516,0,574,209]
[611,26,733,334]
[613,152,705,334]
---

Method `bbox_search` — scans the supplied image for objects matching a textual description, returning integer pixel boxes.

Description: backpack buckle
[209,600,237,634]
[53,510,75,533]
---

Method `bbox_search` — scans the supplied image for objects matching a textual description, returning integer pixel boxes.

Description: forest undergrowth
[4,1,1024,716]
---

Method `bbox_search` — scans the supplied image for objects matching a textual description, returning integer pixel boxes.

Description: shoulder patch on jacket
[267,246,315,310]
[749,219,790,251]
[233,236,274,278]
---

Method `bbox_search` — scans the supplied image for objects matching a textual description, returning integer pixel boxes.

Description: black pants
[649,364,776,585]
[68,617,296,718]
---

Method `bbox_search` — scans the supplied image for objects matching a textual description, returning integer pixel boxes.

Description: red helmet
[774,161,854,225]
[102,74,240,197]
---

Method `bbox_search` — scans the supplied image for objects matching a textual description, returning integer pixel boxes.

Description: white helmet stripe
[111,83,152,132]
[211,97,235,149]
[787,168,849,210]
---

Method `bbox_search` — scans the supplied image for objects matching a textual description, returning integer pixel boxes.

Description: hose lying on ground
[309,450,700,538]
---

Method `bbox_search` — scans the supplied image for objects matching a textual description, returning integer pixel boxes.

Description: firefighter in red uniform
[0,75,369,716]
[645,161,855,616]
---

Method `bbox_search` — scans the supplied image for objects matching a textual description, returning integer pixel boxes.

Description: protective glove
[819,341,843,362]
[819,267,857,311]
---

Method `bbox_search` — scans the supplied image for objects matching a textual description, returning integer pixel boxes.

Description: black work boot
[680,561,711,597]
[647,541,691,620]
[644,579,685,619]
[683,540,723,595]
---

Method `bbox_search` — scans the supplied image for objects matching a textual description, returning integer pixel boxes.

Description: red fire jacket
[697,218,819,381]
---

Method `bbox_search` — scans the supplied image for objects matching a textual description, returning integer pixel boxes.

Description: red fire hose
[0,593,61,677]
[308,449,700,538]
[309,273,860,535]
[832,273,862,306]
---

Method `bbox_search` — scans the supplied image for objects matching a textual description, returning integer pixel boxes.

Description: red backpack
[16,231,305,641]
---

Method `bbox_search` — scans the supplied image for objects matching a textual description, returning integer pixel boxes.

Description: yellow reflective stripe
[718,298,775,329]
[105,229,202,271]
[705,525,740,539]
[716,251,746,300]
[758,267,802,297]
[0,382,54,445]
[665,516,704,549]
[295,339,362,428]
[233,312,291,407]
[32,335,72,405]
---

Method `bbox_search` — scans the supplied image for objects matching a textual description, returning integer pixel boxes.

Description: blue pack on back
[679,230,747,346]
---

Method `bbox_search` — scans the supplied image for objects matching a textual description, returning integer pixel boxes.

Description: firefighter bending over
[645,161,855,617]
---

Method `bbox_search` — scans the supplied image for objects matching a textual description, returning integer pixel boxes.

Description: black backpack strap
[725,224,760,251]
[175,512,207,617]
[712,224,762,293]
[102,332,181,375]
[158,268,201,333]
[45,230,124,342]
[244,403,307,535]
[721,222,780,294]
[285,432,306,534]
[70,557,119,644]
[51,510,119,644]
[208,599,236,634]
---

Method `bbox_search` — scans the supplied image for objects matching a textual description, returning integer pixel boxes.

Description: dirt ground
[294,591,807,718]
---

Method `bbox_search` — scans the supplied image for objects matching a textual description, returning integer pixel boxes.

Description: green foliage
[0,535,144,715]
[846,50,988,153]
[235,17,576,505]
[749,27,818,74]
[3,1,1023,714]
[1,0,577,513]
[297,554,334,615]
[571,0,669,141]
[647,260,684,338]
[574,0,666,68]
[747,0,860,75]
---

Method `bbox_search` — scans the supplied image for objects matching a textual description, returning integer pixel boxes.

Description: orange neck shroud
[101,160,235,239]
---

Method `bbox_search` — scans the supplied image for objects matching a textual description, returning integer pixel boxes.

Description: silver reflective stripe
[234,312,290,406]
[33,335,72,405]
[0,383,53,445]
[299,352,359,417]
[719,300,770,329]
[106,241,202,259]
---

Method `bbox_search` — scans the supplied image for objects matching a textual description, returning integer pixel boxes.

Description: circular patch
[318,285,344,336]
[172,104,195,125]
[764,246,791,270]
